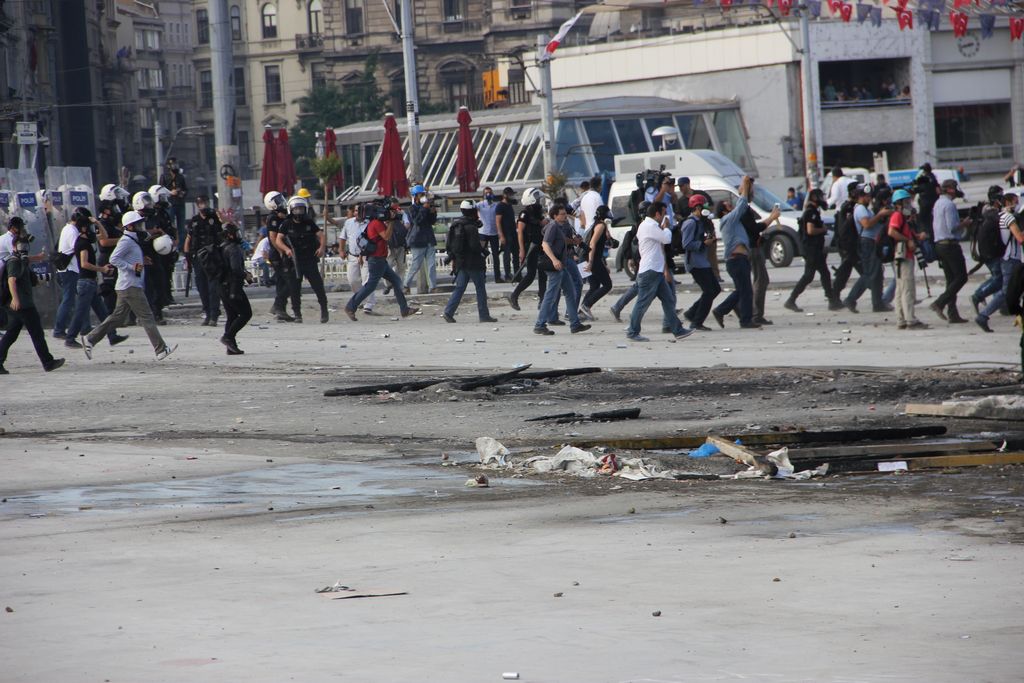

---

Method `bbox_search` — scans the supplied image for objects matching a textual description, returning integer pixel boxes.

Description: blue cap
[892,189,911,203]
[411,184,425,195]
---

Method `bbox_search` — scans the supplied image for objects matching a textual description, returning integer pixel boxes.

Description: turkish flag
[1011,17,1024,41]
[949,11,968,37]
[895,0,909,9]
[952,0,972,7]
[827,0,841,13]
[839,2,853,21]
[896,8,913,29]
[779,0,792,15]
[721,0,733,9]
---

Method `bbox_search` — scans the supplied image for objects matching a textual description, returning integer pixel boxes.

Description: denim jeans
[535,266,580,329]
[348,257,410,315]
[444,268,491,320]
[67,278,114,340]
[713,256,754,325]
[54,270,79,335]
[974,257,1004,302]
[404,244,437,291]
[628,270,683,337]
[979,259,1021,321]
[480,234,501,280]
[846,237,883,310]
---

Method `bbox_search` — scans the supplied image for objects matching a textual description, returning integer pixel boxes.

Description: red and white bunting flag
[896,8,913,29]
[1010,17,1024,40]
[895,0,909,9]
[542,11,583,62]
[779,0,793,16]
[839,2,853,21]
[949,10,968,37]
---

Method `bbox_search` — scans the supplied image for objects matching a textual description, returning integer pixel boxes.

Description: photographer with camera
[0,230,65,373]
[888,189,929,330]
[679,195,720,330]
[344,202,419,321]
[842,187,894,314]
[785,189,841,313]
[929,179,970,323]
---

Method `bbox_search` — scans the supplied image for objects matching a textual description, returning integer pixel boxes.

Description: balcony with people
[819,58,914,148]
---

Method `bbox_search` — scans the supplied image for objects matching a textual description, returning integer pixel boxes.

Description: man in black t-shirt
[508,189,548,311]
[495,188,519,281]
[278,196,328,323]
[184,195,223,326]
[265,192,298,322]
[65,221,128,348]
[786,189,842,312]
[0,234,65,373]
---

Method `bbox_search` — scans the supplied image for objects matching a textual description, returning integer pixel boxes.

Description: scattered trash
[186,456,199,460]
[4,606,12,613]
[502,674,520,680]
[788,532,796,538]
[465,475,490,488]
[316,582,352,593]
[772,577,781,582]
[553,592,563,598]
[718,517,728,524]
[877,461,908,472]
[651,610,662,617]
[476,437,510,466]
[689,442,721,458]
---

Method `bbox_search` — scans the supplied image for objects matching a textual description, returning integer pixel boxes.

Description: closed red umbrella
[276,128,298,194]
[455,106,480,193]
[376,113,409,198]
[259,128,279,194]
[323,128,345,194]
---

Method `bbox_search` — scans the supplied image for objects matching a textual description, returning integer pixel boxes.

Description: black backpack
[876,227,896,263]
[835,201,859,252]
[446,221,467,258]
[973,206,1005,262]
[195,243,227,279]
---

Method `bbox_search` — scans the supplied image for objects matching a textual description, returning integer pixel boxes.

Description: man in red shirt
[344,202,419,321]
[888,189,928,330]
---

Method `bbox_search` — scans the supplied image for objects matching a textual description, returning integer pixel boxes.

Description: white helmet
[264,191,286,212]
[287,196,309,215]
[152,234,174,255]
[148,185,171,203]
[521,187,547,207]
[459,199,475,211]
[132,191,154,211]
[99,184,118,201]
[121,210,145,227]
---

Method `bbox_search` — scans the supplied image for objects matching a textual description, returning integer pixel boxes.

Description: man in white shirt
[53,210,85,339]
[253,228,272,286]
[577,178,604,233]
[827,166,855,209]
[976,192,1022,332]
[337,204,376,314]
[626,201,692,342]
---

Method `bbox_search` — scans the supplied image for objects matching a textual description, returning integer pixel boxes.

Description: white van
[606,150,821,271]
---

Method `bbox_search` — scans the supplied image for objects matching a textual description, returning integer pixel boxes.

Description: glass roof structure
[333,97,753,198]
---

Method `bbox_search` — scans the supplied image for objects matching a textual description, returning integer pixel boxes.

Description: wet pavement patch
[1,461,544,518]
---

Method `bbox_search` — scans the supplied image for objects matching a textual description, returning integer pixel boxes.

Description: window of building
[135,30,145,50]
[136,69,148,90]
[615,119,649,155]
[175,111,184,129]
[146,30,160,49]
[934,103,1011,150]
[308,0,322,34]
[581,119,617,172]
[443,0,465,21]
[140,107,154,129]
[231,5,242,41]
[203,133,216,169]
[345,0,364,34]
[238,130,251,170]
[148,68,163,90]
[674,113,712,149]
[200,70,213,108]
[234,66,246,105]
[261,4,277,39]
[712,109,750,170]
[389,73,405,116]
[264,64,282,103]
[197,9,209,44]
[643,116,681,150]
[507,68,527,105]
[439,62,475,110]
[311,62,328,90]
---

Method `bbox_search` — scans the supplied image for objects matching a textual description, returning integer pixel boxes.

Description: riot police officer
[183,195,223,326]
[278,195,328,323]
[264,191,297,322]
[96,186,126,315]
[149,185,179,306]
[132,190,169,324]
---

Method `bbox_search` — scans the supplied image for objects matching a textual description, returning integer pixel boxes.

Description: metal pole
[154,112,164,183]
[799,6,820,190]
[536,35,556,178]
[400,0,422,183]
[17,0,33,170]
[209,0,239,209]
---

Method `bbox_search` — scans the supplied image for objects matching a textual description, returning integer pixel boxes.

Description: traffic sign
[15,121,37,145]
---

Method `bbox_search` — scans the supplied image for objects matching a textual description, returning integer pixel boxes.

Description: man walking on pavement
[52,208,82,339]
[495,188,519,281]
[929,179,970,323]
[443,200,497,324]
[476,187,503,283]
[404,186,438,294]
[534,205,590,336]
[277,195,329,323]
[264,192,297,322]
[0,231,65,374]
[345,203,419,321]
[338,204,377,314]
[843,187,893,313]
[786,189,842,312]
[84,211,176,361]
[976,192,1022,333]
[626,201,692,342]
[183,195,223,326]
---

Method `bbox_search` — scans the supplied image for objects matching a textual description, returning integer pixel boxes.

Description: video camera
[636,166,672,193]
[362,199,390,221]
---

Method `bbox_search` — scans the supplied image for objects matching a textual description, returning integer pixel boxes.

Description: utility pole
[17,0,35,170]
[208,0,239,209]
[536,35,556,178]
[799,5,820,190]
[399,0,422,182]
[153,107,164,183]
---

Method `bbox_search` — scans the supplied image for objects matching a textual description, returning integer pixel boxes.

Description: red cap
[688,194,707,209]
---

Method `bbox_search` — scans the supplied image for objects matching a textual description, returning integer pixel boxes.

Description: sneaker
[570,323,591,334]
[929,302,947,321]
[53,331,67,340]
[948,314,969,324]
[674,328,694,340]
[320,309,329,324]
[897,322,908,330]
[783,299,802,313]
[610,306,622,323]
[712,311,725,329]
[975,316,993,333]
[0,366,7,375]
[293,315,303,324]
[155,344,177,361]
[627,334,650,342]
[227,347,244,355]
[402,307,420,318]
[580,304,593,319]
[442,312,456,323]
[383,286,392,295]
[220,336,243,353]
[694,325,713,332]
[82,337,94,360]
[872,304,895,313]
[508,294,521,311]
[828,300,845,311]
[201,317,211,327]
[43,358,65,372]
[362,308,376,316]
[906,321,930,330]
[845,300,859,314]
[682,311,694,324]
[753,318,774,326]
[108,335,129,346]
[344,308,357,322]
[276,312,295,322]
[64,339,83,349]
[479,316,498,323]
[534,326,554,336]
[548,319,565,327]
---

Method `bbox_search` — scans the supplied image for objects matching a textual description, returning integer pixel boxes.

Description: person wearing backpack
[976,192,1023,333]
[579,204,617,321]
[888,190,929,330]
[344,203,418,321]
[183,195,223,327]
[786,189,842,313]
[442,200,496,324]
[843,187,893,313]
[83,211,176,361]
[52,208,85,340]
[218,223,253,354]
[971,186,1009,314]
[678,195,720,330]
[0,231,65,374]
[831,183,864,302]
